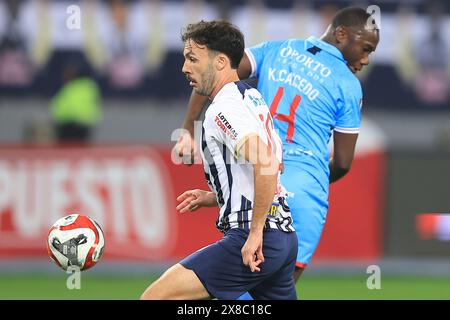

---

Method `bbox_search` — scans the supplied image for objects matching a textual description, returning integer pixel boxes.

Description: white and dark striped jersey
[201,81,294,233]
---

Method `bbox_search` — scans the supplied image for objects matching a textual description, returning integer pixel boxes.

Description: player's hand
[176,189,217,213]
[241,232,265,272]
[173,132,197,166]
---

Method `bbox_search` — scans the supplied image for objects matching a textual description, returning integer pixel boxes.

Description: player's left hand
[241,233,265,272]
[176,189,217,213]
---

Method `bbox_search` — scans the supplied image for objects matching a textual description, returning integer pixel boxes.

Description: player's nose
[361,55,369,66]
[182,61,190,75]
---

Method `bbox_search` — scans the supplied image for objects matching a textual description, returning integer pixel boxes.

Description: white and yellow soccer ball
[47,214,105,271]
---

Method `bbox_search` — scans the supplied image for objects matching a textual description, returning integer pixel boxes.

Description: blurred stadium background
[0,0,450,300]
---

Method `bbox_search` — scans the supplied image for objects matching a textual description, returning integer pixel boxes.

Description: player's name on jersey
[268,67,320,101]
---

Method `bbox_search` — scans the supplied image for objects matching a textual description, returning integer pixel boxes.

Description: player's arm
[173,54,253,159]
[239,134,279,272]
[181,92,209,137]
[329,131,358,183]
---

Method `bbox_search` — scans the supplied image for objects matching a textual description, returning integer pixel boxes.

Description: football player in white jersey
[141,20,297,300]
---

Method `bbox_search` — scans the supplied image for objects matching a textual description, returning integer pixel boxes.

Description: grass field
[1,274,449,300]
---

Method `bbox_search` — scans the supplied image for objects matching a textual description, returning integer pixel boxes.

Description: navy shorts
[180,228,298,300]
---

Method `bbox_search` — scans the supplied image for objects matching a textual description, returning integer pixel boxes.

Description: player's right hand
[172,132,197,166]
[176,189,217,213]
[241,232,265,272]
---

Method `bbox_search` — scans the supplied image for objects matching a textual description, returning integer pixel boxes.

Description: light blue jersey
[246,36,362,193]
[246,36,363,268]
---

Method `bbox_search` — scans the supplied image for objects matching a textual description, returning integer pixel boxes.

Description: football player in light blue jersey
[174,6,379,293]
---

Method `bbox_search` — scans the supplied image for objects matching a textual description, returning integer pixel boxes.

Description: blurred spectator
[143,0,166,74]
[394,5,417,87]
[0,0,33,86]
[50,61,102,143]
[28,0,52,71]
[0,0,448,107]
[413,1,450,105]
[396,1,450,107]
[104,0,144,88]
[84,0,151,90]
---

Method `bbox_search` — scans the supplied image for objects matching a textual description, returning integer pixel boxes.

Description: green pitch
[1,274,449,300]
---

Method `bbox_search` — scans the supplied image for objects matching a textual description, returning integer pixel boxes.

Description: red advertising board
[0,145,220,261]
[315,151,385,260]
[0,144,384,262]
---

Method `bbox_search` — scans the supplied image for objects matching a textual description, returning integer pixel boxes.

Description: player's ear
[334,26,349,44]
[215,53,228,71]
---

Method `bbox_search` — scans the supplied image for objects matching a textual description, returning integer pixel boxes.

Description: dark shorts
[180,228,298,300]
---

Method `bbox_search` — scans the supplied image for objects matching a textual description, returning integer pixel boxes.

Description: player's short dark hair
[331,6,378,30]
[181,20,244,69]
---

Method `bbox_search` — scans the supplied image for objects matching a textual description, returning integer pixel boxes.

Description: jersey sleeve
[245,41,282,78]
[334,78,363,134]
[205,101,260,159]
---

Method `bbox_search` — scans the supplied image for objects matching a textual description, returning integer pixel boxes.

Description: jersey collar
[305,36,346,63]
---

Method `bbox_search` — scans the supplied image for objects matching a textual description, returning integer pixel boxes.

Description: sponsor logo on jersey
[215,112,238,140]
[279,46,332,78]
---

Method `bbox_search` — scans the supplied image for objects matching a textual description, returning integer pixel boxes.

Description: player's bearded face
[196,58,216,96]
[182,40,217,97]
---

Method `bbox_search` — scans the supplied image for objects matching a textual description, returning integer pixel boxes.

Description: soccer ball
[47,214,105,271]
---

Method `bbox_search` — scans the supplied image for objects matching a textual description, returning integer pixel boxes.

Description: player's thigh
[250,232,298,300]
[281,167,328,264]
[282,176,327,234]
[292,196,327,265]
[140,263,210,300]
[290,193,327,242]
[181,229,268,300]
[250,271,297,300]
